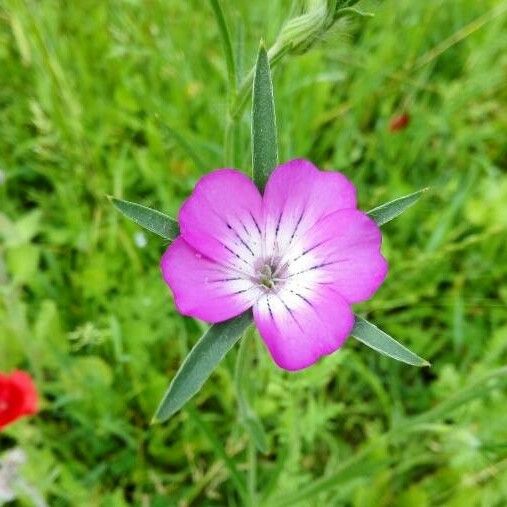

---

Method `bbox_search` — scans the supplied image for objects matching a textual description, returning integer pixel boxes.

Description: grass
[1,0,507,505]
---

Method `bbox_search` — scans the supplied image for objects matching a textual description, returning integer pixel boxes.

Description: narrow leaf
[208,0,236,90]
[352,315,430,367]
[367,188,428,226]
[153,312,252,423]
[252,42,278,192]
[109,197,179,240]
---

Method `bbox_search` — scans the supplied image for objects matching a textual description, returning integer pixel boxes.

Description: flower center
[258,264,275,289]
[253,257,288,292]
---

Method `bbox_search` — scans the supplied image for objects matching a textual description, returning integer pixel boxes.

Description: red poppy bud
[389,113,410,132]
[0,371,38,430]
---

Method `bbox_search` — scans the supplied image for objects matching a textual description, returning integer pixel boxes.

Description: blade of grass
[425,170,475,253]
[405,366,507,428]
[274,451,390,506]
[186,404,248,503]
[208,0,236,91]
[273,366,507,506]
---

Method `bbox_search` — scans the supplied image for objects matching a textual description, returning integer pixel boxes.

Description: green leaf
[109,197,179,240]
[153,312,252,423]
[367,188,428,226]
[252,42,278,192]
[352,315,430,367]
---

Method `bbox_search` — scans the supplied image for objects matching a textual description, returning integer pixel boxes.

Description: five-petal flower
[161,159,388,371]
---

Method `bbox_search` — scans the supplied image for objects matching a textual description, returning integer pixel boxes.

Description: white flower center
[253,256,289,292]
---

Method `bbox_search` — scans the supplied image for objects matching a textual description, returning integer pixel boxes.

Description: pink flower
[161,159,388,371]
[0,371,38,430]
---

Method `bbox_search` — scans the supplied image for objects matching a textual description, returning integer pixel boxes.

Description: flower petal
[161,237,260,323]
[179,169,263,277]
[10,371,38,415]
[253,284,354,371]
[262,159,356,257]
[0,371,37,430]
[287,209,388,304]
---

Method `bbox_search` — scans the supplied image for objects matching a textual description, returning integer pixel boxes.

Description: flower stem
[234,327,252,417]
[208,0,239,166]
[234,329,266,504]
[230,0,366,121]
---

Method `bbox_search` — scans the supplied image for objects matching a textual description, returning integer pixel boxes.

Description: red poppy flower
[389,113,410,132]
[0,371,38,430]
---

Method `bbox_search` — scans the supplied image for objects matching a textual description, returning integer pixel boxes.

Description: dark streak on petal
[288,208,305,245]
[275,212,283,239]
[288,288,313,307]
[226,222,255,257]
[266,297,275,321]
[291,239,327,263]
[196,253,249,279]
[232,287,254,295]
[238,218,252,237]
[288,260,343,279]
[204,201,257,262]
[277,294,304,332]
[249,212,262,235]
[207,277,244,283]
[222,243,251,267]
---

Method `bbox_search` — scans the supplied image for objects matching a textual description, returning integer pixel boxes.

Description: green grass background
[1,0,507,505]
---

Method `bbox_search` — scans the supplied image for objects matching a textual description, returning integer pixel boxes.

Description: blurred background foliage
[1,0,507,505]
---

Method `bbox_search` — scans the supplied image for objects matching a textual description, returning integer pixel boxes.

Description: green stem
[234,330,264,505]
[234,328,253,420]
[208,0,239,165]
[230,1,368,121]
[209,0,238,167]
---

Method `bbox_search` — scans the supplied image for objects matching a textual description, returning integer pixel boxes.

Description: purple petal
[287,209,388,304]
[253,285,354,371]
[179,169,263,277]
[262,159,356,256]
[161,237,261,323]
